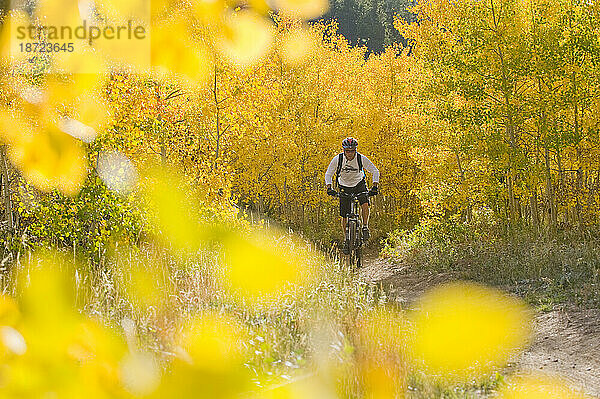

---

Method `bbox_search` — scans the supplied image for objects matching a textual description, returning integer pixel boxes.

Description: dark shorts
[339,179,369,217]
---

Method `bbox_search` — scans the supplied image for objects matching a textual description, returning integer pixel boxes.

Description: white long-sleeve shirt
[324,152,380,188]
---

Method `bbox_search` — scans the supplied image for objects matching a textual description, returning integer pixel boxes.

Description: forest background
[0,0,599,396]
[2,0,600,257]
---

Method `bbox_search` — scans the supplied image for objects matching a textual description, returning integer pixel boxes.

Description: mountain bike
[337,191,371,269]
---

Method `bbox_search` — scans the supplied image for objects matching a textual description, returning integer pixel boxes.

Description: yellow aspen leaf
[35,0,85,46]
[120,352,161,396]
[0,296,19,329]
[191,0,226,25]
[220,229,310,303]
[18,253,79,334]
[408,282,532,381]
[497,375,585,398]
[0,112,87,195]
[0,11,32,64]
[93,0,150,20]
[140,166,212,253]
[178,312,244,371]
[273,0,329,20]
[153,312,252,398]
[150,21,212,84]
[217,11,273,67]
[280,28,315,66]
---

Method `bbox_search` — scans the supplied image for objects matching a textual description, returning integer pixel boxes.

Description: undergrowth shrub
[382,216,600,306]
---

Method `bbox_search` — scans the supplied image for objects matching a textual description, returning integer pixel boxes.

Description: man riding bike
[324,137,380,254]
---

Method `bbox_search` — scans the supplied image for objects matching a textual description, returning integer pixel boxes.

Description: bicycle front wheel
[356,247,362,268]
[348,219,357,254]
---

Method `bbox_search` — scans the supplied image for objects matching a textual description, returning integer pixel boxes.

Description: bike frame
[338,191,370,268]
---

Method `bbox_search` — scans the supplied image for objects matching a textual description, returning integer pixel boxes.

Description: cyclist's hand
[327,188,337,197]
[369,186,379,196]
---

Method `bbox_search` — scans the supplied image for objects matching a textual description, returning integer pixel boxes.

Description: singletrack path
[359,257,600,398]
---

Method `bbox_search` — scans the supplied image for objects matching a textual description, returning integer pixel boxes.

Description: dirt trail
[360,257,600,398]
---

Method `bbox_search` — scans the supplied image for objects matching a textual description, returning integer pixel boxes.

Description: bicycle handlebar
[335,190,372,199]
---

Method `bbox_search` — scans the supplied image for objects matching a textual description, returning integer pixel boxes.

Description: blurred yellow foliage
[498,374,585,398]
[0,296,20,326]
[154,312,252,398]
[94,0,150,20]
[409,282,532,381]
[0,11,32,64]
[139,166,213,252]
[280,28,316,66]
[179,312,244,370]
[0,256,130,397]
[221,230,311,303]
[0,112,87,195]
[257,375,339,399]
[120,351,161,396]
[192,0,227,25]
[114,256,174,310]
[217,11,274,66]
[274,0,329,19]
[150,21,212,83]
[35,0,83,46]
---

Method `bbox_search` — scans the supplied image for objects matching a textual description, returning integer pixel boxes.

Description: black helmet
[342,137,358,150]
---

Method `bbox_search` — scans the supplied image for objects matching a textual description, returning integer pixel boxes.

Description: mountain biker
[324,137,379,254]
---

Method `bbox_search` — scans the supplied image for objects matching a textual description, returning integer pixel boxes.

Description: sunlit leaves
[408,282,532,381]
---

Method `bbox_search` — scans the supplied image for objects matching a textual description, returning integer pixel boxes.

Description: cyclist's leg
[339,188,351,253]
[356,180,370,239]
[355,180,369,226]
[361,203,369,226]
